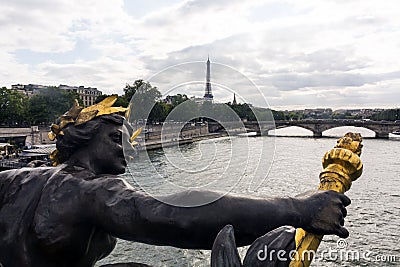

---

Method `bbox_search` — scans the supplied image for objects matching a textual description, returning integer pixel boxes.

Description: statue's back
[0,167,53,266]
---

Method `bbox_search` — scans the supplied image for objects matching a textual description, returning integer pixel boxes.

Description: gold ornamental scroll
[289,132,364,267]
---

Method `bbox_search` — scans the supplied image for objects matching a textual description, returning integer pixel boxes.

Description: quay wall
[0,123,220,149]
[0,126,53,146]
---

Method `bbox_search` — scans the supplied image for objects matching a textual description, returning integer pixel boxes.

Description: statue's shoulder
[84,175,135,192]
[0,167,56,195]
[0,166,55,184]
[0,166,54,175]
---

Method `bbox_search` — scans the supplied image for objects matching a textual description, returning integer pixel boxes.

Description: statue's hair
[56,114,124,163]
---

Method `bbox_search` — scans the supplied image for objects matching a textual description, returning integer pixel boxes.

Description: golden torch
[289,132,364,267]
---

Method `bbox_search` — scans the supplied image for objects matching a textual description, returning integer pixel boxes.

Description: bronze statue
[0,97,351,267]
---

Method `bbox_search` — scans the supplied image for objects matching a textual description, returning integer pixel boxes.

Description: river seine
[97,126,400,266]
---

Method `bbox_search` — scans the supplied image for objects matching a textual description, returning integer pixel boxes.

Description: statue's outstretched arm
[83,177,349,250]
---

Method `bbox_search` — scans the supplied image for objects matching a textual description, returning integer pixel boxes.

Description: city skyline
[7,82,393,114]
[1,0,400,110]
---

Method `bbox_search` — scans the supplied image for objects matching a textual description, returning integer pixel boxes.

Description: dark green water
[97,128,400,266]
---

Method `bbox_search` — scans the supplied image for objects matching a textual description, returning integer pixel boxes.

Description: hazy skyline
[1,0,400,110]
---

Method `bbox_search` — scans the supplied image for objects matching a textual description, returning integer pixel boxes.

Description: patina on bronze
[0,98,351,267]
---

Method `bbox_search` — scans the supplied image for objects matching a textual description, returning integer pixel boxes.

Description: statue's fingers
[339,194,351,206]
[340,216,345,226]
[340,205,347,217]
[336,226,349,238]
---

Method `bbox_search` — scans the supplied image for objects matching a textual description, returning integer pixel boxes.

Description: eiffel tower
[203,56,213,101]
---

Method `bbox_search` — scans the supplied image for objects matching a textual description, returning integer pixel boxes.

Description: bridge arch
[286,124,383,138]
[268,126,314,136]
[323,126,376,138]
[245,120,399,138]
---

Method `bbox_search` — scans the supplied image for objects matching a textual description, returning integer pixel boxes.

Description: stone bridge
[209,120,400,138]
[243,119,400,138]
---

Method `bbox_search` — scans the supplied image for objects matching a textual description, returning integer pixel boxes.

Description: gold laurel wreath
[48,95,141,166]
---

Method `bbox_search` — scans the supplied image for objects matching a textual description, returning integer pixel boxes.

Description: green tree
[27,87,78,125]
[123,80,161,103]
[166,99,200,122]
[199,101,214,121]
[372,109,400,121]
[170,94,189,107]
[228,103,256,121]
[332,112,345,120]
[125,80,162,123]
[254,107,274,121]
[272,110,285,120]
[0,87,28,126]
[149,102,169,123]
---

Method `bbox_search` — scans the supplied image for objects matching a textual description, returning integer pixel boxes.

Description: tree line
[0,79,345,128]
[0,86,80,127]
[371,109,400,121]
[3,79,395,127]
[99,80,280,123]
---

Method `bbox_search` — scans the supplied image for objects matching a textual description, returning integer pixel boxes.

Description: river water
[97,127,400,266]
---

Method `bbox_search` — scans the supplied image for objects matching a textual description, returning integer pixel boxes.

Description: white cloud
[1,0,400,108]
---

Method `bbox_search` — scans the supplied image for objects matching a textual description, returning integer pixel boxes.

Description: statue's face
[89,122,126,175]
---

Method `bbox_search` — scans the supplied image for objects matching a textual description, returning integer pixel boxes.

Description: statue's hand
[298,190,351,238]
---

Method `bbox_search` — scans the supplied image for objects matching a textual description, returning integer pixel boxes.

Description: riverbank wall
[138,122,227,150]
[0,126,53,147]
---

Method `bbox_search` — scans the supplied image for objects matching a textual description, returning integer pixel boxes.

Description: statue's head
[48,96,133,175]
[56,114,127,174]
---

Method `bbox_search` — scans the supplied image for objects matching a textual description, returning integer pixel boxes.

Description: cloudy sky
[1,0,400,109]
